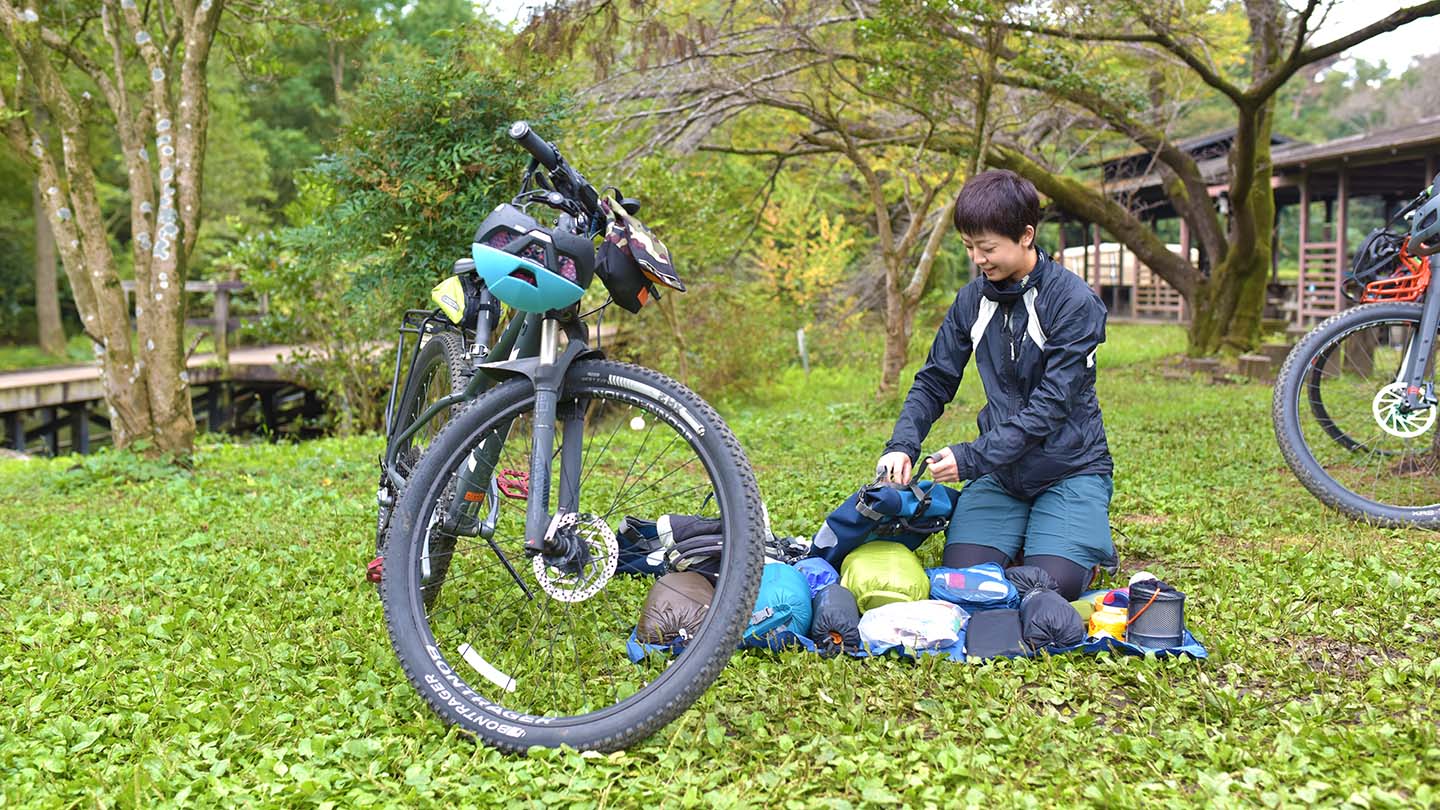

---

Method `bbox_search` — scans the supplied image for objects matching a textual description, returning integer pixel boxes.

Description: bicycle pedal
[366,556,384,583]
[497,468,530,499]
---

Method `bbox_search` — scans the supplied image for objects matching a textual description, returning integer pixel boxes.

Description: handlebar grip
[508,121,559,171]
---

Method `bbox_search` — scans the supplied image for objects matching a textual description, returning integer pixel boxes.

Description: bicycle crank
[531,512,618,602]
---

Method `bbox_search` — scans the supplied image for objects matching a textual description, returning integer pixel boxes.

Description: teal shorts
[945,474,1115,569]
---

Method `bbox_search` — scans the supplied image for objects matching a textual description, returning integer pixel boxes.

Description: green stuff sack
[839,541,929,613]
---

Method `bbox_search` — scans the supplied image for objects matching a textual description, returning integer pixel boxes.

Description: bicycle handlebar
[508,121,559,171]
[1392,180,1437,227]
[508,120,602,223]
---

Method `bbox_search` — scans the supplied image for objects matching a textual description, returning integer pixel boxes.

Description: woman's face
[961,225,1036,284]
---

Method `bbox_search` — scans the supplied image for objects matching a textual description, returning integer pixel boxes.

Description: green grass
[3,323,1439,807]
[0,335,95,371]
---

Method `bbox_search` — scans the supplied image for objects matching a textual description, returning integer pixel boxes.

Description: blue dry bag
[792,558,840,597]
[808,479,959,567]
[743,563,814,650]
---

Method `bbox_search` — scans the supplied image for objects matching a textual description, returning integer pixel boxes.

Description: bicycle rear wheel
[1273,302,1440,526]
[380,359,764,751]
[377,329,469,554]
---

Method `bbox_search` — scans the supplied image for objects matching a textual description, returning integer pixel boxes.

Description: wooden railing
[119,280,267,366]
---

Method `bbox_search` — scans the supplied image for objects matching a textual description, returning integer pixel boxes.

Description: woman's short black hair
[952,169,1039,243]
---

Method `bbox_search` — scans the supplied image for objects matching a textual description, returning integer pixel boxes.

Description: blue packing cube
[927,563,1020,612]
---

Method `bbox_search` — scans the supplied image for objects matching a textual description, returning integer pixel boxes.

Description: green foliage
[192,73,281,277]
[245,29,568,431]
[3,323,1440,806]
[290,32,568,304]
[0,147,37,341]
[233,223,392,435]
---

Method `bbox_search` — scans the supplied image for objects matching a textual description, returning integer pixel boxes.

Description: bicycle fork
[445,314,588,556]
[524,318,587,555]
[1398,286,1440,412]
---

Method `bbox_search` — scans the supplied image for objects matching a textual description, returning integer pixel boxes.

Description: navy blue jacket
[884,250,1112,499]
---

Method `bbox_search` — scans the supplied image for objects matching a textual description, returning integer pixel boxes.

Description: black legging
[942,543,1091,601]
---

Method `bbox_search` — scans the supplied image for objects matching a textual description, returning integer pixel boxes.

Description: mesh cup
[1127,580,1185,649]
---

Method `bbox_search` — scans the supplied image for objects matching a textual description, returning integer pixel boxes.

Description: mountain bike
[372,122,765,751]
[1273,174,1440,527]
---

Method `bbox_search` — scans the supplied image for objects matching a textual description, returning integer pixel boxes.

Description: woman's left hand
[928,446,960,483]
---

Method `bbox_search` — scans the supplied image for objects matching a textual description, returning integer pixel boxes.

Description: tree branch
[1132,6,1246,103]
[987,143,1204,300]
[1250,0,1440,100]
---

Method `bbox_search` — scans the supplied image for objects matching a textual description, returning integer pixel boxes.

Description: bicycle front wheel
[1273,302,1440,526]
[380,359,764,751]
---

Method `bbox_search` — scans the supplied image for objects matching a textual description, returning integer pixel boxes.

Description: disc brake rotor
[532,513,618,602]
[1371,382,1438,438]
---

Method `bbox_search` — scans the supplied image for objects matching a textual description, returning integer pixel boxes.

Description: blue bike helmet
[472,204,596,312]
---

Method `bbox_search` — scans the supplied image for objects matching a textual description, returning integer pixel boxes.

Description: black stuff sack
[964,608,1026,658]
[1004,565,1060,599]
[809,584,862,656]
[1019,589,1086,651]
[636,572,713,645]
[615,516,668,576]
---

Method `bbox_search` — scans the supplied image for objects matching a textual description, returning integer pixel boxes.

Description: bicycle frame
[379,302,600,557]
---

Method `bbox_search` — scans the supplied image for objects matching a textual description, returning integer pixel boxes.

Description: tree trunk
[328,41,345,101]
[878,254,913,394]
[0,0,226,455]
[32,178,64,356]
[1188,106,1279,353]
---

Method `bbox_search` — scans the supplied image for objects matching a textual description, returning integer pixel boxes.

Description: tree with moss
[959,0,1440,353]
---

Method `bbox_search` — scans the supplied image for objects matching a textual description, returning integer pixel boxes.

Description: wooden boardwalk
[0,345,316,455]
[0,345,299,413]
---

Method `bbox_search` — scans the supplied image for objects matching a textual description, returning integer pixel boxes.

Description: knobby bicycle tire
[376,329,470,555]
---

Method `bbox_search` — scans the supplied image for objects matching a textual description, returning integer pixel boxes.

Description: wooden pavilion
[1050,117,1440,326]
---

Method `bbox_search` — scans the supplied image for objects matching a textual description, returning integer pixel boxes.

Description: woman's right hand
[877,451,913,484]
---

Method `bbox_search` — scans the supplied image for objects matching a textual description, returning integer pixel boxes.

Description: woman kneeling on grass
[878,170,1115,601]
